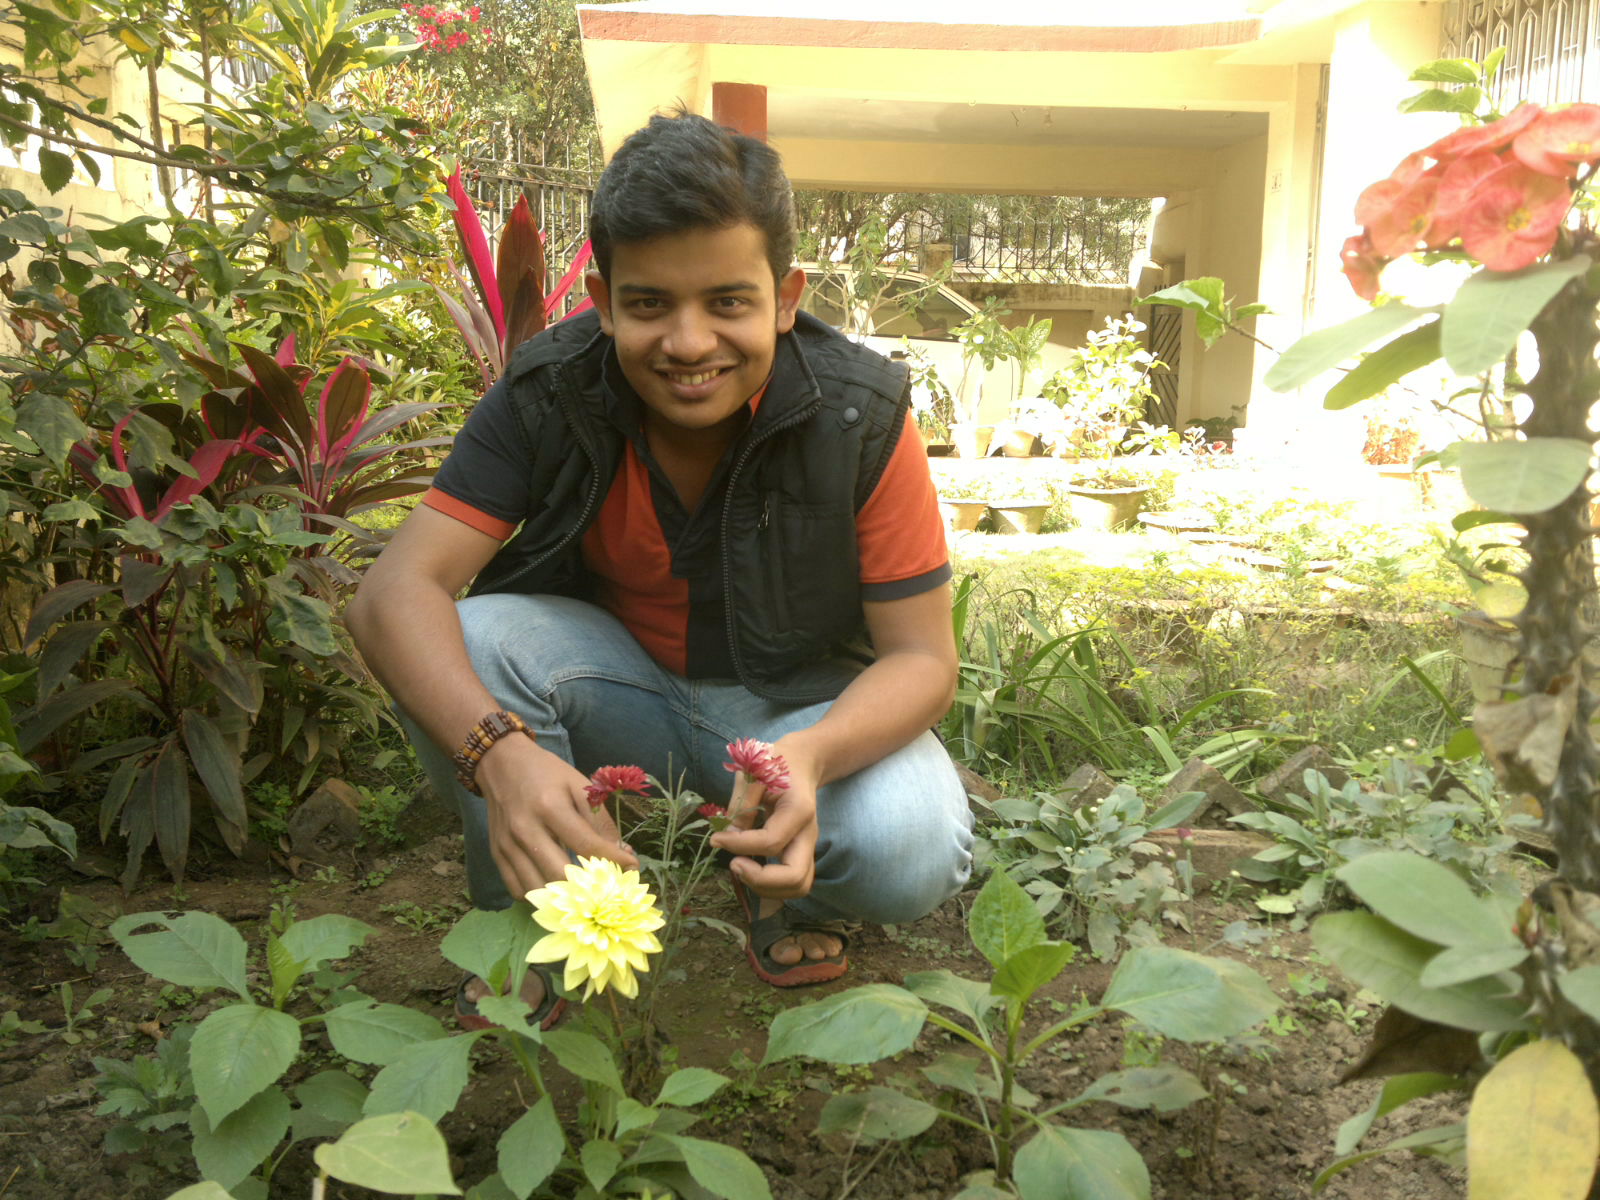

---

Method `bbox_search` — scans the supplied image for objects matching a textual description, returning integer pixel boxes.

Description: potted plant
[1064,463,1153,532]
[949,298,1011,458]
[993,315,1056,456]
[896,343,954,453]
[1037,316,1164,459]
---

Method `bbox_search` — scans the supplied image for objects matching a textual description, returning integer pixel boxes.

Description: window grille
[1442,0,1598,106]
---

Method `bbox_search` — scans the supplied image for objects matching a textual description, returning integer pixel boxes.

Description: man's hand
[477,735,637,899]
[709,735,818,900]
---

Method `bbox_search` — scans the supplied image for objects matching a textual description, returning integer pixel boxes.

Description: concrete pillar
[712,82,767,141]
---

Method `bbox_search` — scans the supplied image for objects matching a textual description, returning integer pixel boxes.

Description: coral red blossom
[697,803,727,819]
[1426,101,1544,162]
[1340,232,1386,301]
[1514,103,1600,174]
[723,738,791,798]
[1459,161,1573,270]
[584,764,653,808]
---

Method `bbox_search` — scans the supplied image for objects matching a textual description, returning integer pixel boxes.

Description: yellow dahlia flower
[526,856,665,999]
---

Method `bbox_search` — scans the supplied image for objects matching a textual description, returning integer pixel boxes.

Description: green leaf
[163,1185,237,1200]
[1442,256,1591,376]
[818,1086,941,1141]
[1334,1073,1465,1157]
[180,709,246,851]
[1312,911,1532,1032]
[43,498,99,523]
[278,914,374,969]
[440,906,525,990]
[1411,57,1481,83]
[291,1069,368,1142]
[1068,1066,1209,1113]
[661,1134,774,1200]
[992,942,1075,1005]
[80,282,134,337]
[497,1097,563,1200]
[1013,1125,1151,1200]
[191,1003,302,1126]
[1401,86,1484,115]
[1420,943,1529,988]
[37,147,73,193]
[762,985,928,1066]
[314,1111,461,1195]
[1451,437,1592,515]
[904,969,1000,1027]
[363,1033,478,1122]
[580,1139,621,1191]
[655,1067,729,1109]
[969,869,1046,969]
[541,1028,625,1094]
[1313,1122,1466,1189]
[1264,304,1430,392]
[110,911,250,998]
[324,1000,447,1066]
[191,1085,290,1188]
[1324,321,1441,410]
[1557,965,1600,1024]
[267,593,337,656]
[1335,852,1515,948]
[1100,946,1278,1042]
[1138,277,1230,345]
[14,393,90,467]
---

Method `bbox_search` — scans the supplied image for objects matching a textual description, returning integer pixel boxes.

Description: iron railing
[916,202,1149,286]
[1443,0,1598,106]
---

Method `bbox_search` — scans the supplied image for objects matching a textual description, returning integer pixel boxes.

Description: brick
[1160,757,1252,826]
[1257,746,1349,806]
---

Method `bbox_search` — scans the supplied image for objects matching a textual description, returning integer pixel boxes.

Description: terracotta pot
[999,429,1040,457]
[950,422,994,460]
[1065,484,1150,532]
[989,501,1049,534]
[1454,610,1519,703]
[939,499,988,532]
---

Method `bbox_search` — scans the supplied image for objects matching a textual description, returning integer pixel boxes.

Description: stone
[955,763,1002,805]
[287,778,364,861]
[1057,763,1117,810]
[1159,757,1252,826]
[1144,828,1275,880]
[1256,745,1349,806]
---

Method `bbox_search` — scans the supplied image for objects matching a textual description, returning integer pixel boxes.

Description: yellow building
[575,0,1470,454]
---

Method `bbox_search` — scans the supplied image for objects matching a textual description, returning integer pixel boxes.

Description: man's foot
[455,965,566,1031]
[758,897,844,964]
[732,877,849,987]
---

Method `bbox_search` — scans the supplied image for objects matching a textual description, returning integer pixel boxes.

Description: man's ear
[774,266,806,334]
[585,269,614,335]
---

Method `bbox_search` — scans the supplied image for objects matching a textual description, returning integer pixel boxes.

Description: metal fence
[900,198,1149,286]
[1443,0,1599,106]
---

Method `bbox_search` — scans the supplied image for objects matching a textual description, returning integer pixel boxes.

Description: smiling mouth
[658,366,732,387]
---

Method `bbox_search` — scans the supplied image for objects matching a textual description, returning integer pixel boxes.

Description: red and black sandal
[454,964,568,1032]
[731,877,850,987]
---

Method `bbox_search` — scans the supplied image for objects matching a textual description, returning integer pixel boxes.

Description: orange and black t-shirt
[425,360,950,679]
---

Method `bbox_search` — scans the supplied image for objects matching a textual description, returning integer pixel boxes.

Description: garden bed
[0,797,1466,1200]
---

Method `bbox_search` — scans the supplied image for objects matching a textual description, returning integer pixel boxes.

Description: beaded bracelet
[452,710,533,795]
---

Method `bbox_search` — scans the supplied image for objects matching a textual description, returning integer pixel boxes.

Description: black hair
[589,110,796,282]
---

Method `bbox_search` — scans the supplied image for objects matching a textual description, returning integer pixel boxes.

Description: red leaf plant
[584,764,653,809]
[1346,101,1600,286]
[438,166,594,390]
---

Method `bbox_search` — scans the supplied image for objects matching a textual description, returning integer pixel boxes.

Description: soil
[0,792,1466,1200]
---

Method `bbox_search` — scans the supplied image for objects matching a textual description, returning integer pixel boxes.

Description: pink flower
[1340,232,1385,301]
[1426,101,1544,162]
[1513,104,1600,174]
[1459,161,1572,270]
[584,764,653,809]
[723,738,791,798]
[697,803,727,819]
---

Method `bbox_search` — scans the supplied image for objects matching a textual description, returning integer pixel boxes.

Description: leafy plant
[1231,757,1509,922]
[1004,314,1054,400]
[764,868,1279,1197]
[1038,316,1165,458]
[975,784,1209,960]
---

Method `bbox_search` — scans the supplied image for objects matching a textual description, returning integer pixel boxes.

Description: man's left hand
[709,736,818,900]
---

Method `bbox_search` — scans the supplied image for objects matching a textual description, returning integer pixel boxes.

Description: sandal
[731,876,850,987]
[454,963,568,1032]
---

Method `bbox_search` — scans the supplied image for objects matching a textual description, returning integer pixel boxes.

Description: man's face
[587,223,806,440]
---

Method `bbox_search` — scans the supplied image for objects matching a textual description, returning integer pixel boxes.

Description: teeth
[667,370,721,386]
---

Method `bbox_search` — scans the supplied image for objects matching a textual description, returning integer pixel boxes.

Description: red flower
[697,803,727,819]
[1340,232,1386,301]
[1513,103,1600,174]
[723,738,791,798]
[1367,174,1440,259]
[1426,101,1544,162]
[584,764,653,808]
[1459,161,1573,270]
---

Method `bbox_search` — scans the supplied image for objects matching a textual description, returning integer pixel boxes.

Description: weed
[356,865,394,890]
[379,900,457,933]
[311,865,343,885]
[0,1009,44,1045]
[54,981,113,1045]
[356,783,410,847]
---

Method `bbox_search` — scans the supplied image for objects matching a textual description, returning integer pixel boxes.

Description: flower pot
[939,498,988,532]
[989,501,1049,534]
[999,429,1040,458]
[1065,484,1150,532]
[1454,610,1519,703]
[950,422,994,460]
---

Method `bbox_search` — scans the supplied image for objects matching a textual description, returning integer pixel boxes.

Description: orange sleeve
[856,412,950,594]
[421,488,517,541]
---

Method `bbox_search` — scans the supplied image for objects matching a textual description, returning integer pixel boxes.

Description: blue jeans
[401,593,973,925]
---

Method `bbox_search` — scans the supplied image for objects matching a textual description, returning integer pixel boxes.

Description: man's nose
[661,310,717,362]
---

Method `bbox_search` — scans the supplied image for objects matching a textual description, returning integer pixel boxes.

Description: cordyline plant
[1230,54,1600,1196]
[437,166,592,390]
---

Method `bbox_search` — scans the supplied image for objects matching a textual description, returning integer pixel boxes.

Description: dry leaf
[1339,1005,1484,1083]
[1474,677,1577,794]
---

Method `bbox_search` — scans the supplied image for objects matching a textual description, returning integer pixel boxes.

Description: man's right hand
[476,735,638,899]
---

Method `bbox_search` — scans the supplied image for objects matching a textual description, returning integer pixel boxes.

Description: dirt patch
[0,811,1464,1200]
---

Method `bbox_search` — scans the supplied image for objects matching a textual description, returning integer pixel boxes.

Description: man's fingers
[544,799,639,870]
[725,776,765,830]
